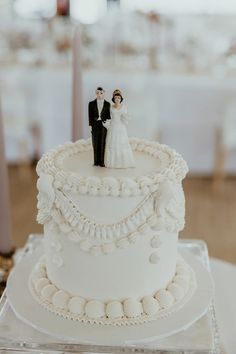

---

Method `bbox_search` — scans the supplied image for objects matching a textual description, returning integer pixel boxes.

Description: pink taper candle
[72,26,84,142]
[0,97,13,254]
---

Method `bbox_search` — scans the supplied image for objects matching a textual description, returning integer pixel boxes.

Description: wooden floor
[7,165,236,264]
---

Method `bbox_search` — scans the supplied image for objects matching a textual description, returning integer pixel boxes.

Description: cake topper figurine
[88,88,134,168]
[88,87,111,167]
[104,89,135,168]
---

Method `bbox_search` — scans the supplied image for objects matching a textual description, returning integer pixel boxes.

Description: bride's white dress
[104,104,135,168]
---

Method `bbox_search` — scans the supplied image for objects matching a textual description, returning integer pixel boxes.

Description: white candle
[72,26,84,142]
[0,98,13,254]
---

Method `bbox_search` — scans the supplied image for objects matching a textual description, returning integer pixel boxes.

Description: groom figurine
[88,87,111,167]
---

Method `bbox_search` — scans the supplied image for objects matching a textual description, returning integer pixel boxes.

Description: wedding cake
[29,137,197,326]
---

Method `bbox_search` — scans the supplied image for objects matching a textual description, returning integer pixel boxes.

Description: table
[0,235,221,354]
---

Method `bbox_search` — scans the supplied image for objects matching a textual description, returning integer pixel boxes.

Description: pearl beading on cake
[29,257,197,326]
[48,221,164,258]
[36,137,186,258]
[38,183,184,257]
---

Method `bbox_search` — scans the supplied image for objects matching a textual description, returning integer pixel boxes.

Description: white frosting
[123,299,143,317]
[35,278,50,293]
[68,297,86,315]
[155,290,174,308]
[167,283,185,301]
[176,265,191,279]
[173,275,189,291]
[52,290,70,309]
[34,261,46,272]
[106,301,124,318]
[32,268,46,282]
[36,138,188,200]
[51,240,62,252]
[32,137,193,326]
[44,226,178,300]
[52,255,63,268]
[142,296,160,315]
[37,173,55,224]
[85,300,105,318]
[149,252,160,264]
[72,195,143,224]
[150,235,162,248]
[51,191,157,243]
[29,257,196,325]
[41,284,58,301]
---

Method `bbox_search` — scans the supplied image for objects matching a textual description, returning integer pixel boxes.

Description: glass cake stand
[0,235,221,354]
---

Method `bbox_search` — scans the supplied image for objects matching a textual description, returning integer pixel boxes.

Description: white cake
[29,137,197,326]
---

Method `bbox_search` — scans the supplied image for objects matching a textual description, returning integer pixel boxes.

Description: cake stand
[0,235,221,354]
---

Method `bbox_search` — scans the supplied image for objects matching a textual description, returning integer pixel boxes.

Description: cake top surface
[36,138,188,198]
[61,150,166,178]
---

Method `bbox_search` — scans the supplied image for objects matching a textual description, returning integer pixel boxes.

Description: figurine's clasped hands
[103,120,110,129]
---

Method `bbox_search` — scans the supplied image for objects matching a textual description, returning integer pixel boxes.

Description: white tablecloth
[210,258,236,354]
[2,66,236,173]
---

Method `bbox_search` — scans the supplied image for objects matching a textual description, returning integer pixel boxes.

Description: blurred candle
[72,26,83,142]
[0,98,13,254]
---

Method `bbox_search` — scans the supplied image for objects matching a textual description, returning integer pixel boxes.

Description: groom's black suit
[88,99,111,166]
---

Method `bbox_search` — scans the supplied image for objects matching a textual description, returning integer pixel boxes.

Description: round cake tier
[29,255,196,326]
[36,138,188,200]
[36,137,188,313]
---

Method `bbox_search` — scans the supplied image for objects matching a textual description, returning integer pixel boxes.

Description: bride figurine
[104,89,135,168]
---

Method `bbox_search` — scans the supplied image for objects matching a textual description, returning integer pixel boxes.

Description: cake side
[29,255,197,325]
[32,137,191,325]
[43,222,179,300]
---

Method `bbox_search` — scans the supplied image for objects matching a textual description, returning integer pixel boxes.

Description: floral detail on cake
[154,180,185,233]
[29,257,196,326]
[52,255,63,268]
[37,173,55,224]
[50,239,62,252]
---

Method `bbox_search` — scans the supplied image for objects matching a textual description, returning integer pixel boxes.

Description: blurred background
[0,1,236,351]
[1,0,236,261]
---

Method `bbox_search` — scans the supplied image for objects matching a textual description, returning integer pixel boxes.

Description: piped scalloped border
[29,257,197,326]
[38,186,185,251]
[36,138,188,198]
